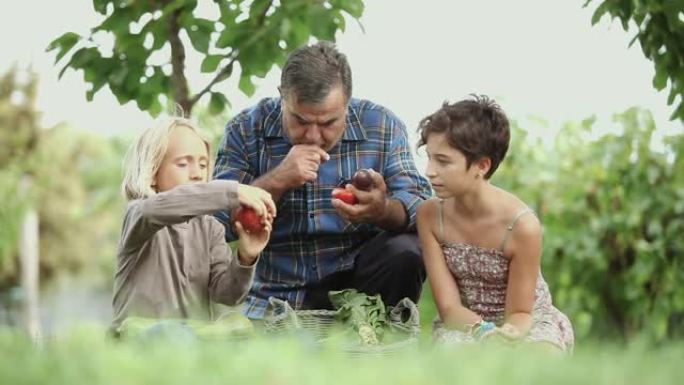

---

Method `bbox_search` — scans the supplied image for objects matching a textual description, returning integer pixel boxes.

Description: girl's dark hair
[417,95,510,179]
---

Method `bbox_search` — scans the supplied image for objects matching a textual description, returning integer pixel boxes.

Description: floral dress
[432,203,574,352]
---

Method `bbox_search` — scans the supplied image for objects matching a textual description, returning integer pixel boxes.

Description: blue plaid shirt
[213,97,431,318]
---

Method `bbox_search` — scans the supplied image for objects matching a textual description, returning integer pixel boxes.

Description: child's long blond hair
[121,117,213,201]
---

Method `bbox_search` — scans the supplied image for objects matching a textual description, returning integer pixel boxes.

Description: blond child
[112,118,276,331]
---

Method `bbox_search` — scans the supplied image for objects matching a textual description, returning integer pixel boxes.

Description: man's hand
[331,169,390,225]
[274,144,330,189]
[252,144,330,202]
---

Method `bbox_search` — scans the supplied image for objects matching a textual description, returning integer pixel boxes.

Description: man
[214,41,431,318]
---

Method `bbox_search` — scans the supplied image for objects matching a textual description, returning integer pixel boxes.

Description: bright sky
[1,0,682,149]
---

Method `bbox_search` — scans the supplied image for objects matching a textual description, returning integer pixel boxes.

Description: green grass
[0,324,681,385]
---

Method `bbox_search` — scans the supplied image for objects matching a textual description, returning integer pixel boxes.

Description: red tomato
[332,188,358,205]
[236,207,264,233]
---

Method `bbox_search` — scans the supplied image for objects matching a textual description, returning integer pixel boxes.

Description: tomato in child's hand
[351,169,373,191]
[236,207,264,233]
[332,188,358,205]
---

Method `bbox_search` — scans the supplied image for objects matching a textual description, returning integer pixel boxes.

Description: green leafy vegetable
[329,289,388,345]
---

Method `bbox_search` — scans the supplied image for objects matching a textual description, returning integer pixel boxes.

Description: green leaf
[653,69,668,91]
[97,7,131,34]
[238,73,256,96]
[187,28,210,53]
[333,0,364,18]
[46,32,81,64]
[92,0,110,15]
[201,55,223,73]
[249,0,272,20]
[208,92,228,115]
[310,7,337,41]
[149,96,163,117]
[591,2,610,26]
[186,17,213,53]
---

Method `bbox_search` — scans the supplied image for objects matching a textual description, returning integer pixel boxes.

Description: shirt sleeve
[213,115,259,241]
[382,115,432,230]
[119,180,239,253]
[207,219,256,306]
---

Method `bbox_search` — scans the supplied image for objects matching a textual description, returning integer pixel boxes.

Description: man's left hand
[332,169,390,225]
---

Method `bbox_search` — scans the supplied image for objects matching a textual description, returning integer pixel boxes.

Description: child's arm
[501,213,542,338]
[120,180,241,252]
[417,200,482,330]
[206,186,275,306]
[206,221,258,306]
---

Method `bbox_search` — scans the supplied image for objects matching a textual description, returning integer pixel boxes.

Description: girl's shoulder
[417,197,442,220]
[493,187,534,218]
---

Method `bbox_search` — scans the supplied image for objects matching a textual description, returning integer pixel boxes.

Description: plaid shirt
[213,97,431,318]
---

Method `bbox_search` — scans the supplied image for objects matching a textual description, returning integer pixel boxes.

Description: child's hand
[236,184,277,219]
[481,324,522,345]
[496,323,522,341]
[235,214,273,266]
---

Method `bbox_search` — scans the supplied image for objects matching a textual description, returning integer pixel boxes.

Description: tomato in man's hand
[332,188,358,205]
[236,206,264,232]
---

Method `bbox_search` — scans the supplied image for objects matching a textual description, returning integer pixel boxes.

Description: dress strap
[499,208,535,252]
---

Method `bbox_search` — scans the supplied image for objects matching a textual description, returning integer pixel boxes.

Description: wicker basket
[262,296,421,355]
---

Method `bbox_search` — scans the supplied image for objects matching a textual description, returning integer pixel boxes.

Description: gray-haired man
[214,41,431,318]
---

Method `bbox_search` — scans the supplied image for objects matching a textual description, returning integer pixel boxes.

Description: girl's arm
[120,180,239,252]
[502,213,543,337]
[207,220,257,306]
[417,200,482,330]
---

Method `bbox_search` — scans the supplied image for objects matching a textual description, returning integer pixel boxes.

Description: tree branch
[189,0,275,108]
[168,9,192,114]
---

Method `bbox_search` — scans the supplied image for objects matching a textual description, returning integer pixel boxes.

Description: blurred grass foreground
[0,324,681,385]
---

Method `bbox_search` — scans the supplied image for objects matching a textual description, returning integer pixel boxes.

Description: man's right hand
[273,144,330,189]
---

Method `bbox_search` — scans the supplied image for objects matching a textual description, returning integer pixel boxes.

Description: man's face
[281,86,348,151]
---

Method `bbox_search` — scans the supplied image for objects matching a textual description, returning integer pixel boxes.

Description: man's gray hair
[280,41,352,104]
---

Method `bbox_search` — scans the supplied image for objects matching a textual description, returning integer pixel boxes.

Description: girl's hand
[497,323,522,341]
[235,216,273,265]
[236,184,277,219]
[480,324,522,344]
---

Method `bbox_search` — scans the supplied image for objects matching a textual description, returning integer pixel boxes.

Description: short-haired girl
[416,96,574,352]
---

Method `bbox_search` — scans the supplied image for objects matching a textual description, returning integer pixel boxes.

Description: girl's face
[424,132,483,198]
[153,125,209,192]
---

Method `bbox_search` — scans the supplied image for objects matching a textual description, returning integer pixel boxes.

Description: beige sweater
[112,180,255,329]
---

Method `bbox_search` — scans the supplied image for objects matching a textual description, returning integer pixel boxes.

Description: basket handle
[388,297,421,337]
[265,296,302,329]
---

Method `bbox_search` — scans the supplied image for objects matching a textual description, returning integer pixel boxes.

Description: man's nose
[304,126,322,143]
